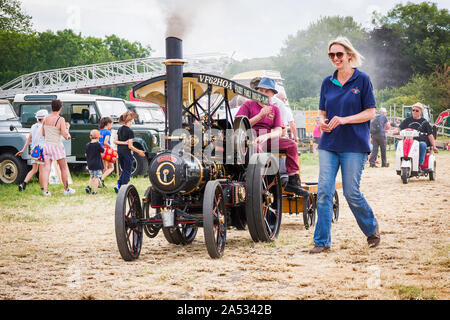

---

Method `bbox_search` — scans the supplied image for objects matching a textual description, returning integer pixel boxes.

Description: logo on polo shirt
[352,88,360,95]
[268,113,274,119]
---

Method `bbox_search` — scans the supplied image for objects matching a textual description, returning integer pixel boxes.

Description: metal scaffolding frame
[0,53,231,99]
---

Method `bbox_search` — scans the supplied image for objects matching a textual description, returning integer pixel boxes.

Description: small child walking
[113,111,145,193]
[98,117,115,186]
[16,109,48,191]
[85,129,104,195]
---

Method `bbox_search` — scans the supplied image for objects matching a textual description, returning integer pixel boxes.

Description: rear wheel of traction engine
[332,190,339,223]
[115,184,143,261]
[203,181,227,259]
[162,218,198,245]
[245,153,282,242]
[401,167,409,184]
[142,187,162,238]
[429,161,436,181]
[303,193,316,230]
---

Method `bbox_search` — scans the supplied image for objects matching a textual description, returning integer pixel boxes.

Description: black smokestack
[165,37,184,148]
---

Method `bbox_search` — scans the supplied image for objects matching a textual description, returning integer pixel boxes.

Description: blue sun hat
[255,77,278,94]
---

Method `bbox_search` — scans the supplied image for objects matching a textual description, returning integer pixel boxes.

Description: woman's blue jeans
[314,150,378,247]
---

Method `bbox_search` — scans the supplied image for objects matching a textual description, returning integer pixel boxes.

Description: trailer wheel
[0,153,27,185]
[203,181,227,259]
[332,190,339,223]
[303,194,316,230]
[246,153,282,242]
[115,184,143,261]
[142,187,162,238]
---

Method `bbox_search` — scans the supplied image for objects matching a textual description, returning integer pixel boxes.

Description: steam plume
[162,1,196,39]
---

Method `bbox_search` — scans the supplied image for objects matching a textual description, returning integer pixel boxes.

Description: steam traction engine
[114,37,282,259]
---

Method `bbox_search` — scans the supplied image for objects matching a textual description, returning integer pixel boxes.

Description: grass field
[0,150,448,300]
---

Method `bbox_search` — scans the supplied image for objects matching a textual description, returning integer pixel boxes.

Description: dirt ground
[0,153,448,300]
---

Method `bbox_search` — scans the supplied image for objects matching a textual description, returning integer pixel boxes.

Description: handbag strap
[35,123,44,147]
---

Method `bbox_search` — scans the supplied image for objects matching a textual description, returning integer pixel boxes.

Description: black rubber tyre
[131,152,148,178]
[332,190,339,223]
[203,181,227,259]
[303,193,316,230]
[142,187,162,238]
[0,153,27,185]
[245,153,282,242]
[115,184,143,261]
[429,161,436,181]
[162,222,198,245]
[401,167,409,184]
[162,226,182,244]
[231,207,247,230]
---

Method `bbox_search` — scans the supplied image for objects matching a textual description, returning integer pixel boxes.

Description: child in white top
[16,109,48,191]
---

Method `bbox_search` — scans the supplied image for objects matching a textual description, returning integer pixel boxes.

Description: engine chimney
[165,37,185,149]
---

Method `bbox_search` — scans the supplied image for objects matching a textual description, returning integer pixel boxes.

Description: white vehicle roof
[126,101,161,108]
[13,93,124,103]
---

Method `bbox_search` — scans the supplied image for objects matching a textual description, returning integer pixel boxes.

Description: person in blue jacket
[311,36,380,254]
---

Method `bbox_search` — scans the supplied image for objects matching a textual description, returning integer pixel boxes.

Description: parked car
[125,101,165,151]
[12,93,159,178]
[0,99,29,184]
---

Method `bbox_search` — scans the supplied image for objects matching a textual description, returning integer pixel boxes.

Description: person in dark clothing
[394,102,439,167]
[369,107,390,168]
[85,129,104,195]
[113,111,145,193]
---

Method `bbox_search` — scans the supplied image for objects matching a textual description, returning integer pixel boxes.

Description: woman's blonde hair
[328,36,364,68]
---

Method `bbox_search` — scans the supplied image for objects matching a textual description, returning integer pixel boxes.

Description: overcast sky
[21,0,450,60]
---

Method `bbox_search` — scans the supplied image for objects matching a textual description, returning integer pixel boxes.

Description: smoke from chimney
[162,1,195,39]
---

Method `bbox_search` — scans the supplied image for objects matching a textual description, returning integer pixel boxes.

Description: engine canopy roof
[133,73,269,107]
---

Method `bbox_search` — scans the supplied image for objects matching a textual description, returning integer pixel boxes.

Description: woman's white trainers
[43,191,51,196]
[64,188,76,196]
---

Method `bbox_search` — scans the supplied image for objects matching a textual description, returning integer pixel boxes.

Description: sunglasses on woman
[328,52,345,59]
[412,109,421,113]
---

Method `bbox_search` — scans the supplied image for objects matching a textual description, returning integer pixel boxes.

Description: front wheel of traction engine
[115,184,143,261]
[203,181,227,259]
[245,153,282,242]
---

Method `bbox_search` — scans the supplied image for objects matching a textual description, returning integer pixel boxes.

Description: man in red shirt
[236,77,309,197]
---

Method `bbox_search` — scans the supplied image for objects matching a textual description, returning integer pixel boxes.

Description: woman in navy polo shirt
[310,37,380,254]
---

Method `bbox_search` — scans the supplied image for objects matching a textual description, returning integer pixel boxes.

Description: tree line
[224,2,449,118]
[0,1,448,117]
[0,0,151,98]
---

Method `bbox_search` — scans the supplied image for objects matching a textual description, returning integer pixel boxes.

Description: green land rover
[13,93,159,178]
